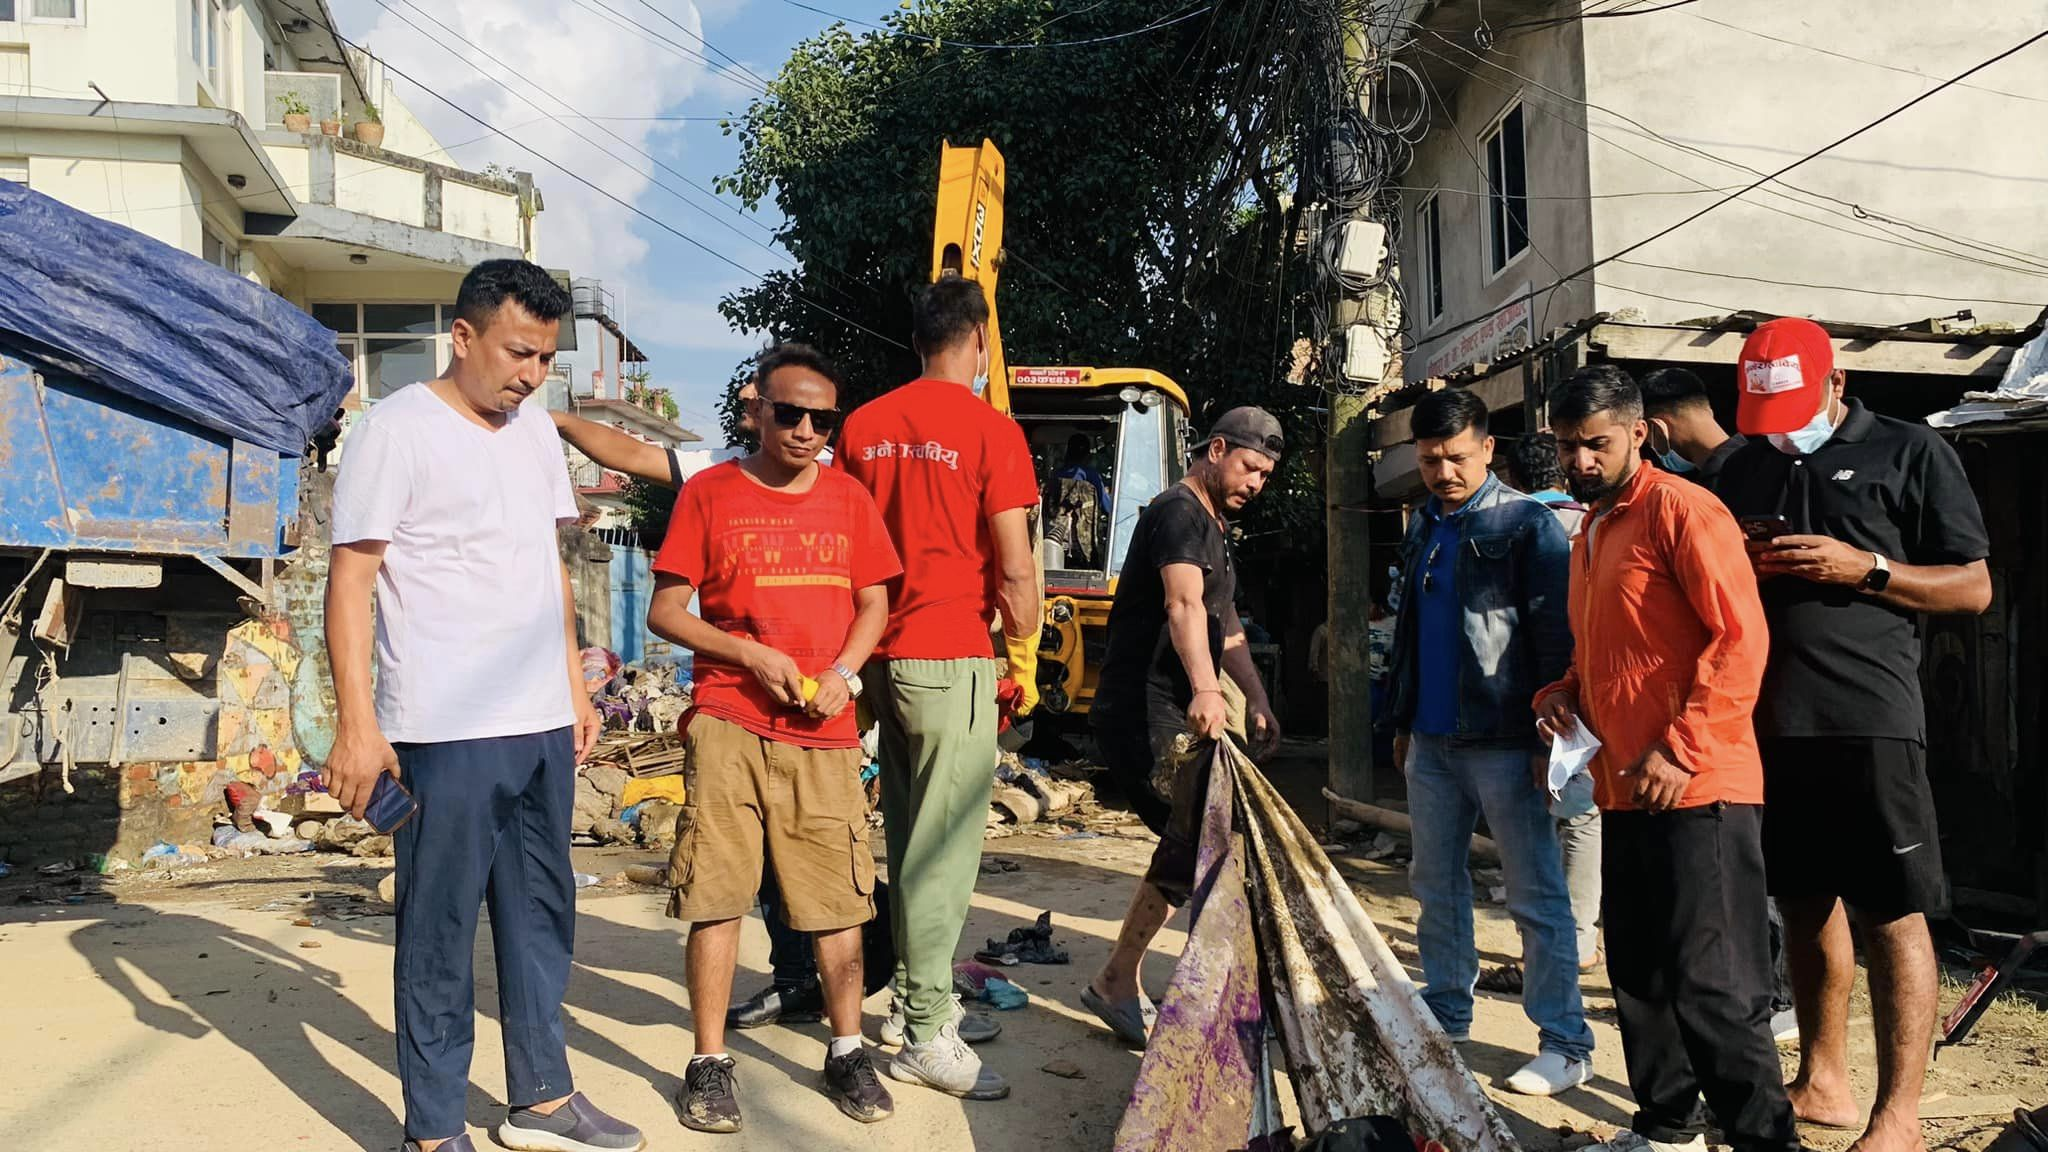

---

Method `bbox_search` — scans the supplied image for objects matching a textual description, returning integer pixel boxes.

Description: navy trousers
[393,728,577,1141]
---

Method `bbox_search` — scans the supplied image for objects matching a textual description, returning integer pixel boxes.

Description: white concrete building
[1385,0,2048,382]
[0,0,545,405]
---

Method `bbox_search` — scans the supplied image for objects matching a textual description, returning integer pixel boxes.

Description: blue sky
[329,0,890,440]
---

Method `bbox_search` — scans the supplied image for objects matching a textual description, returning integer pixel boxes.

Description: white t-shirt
[332,383,580,743]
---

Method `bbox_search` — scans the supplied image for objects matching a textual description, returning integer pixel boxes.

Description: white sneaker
[1504,1051,1592,1096]
[877,993,1000,1046]
[1588,1131,1707,1152]
[887,1021,1010,1100]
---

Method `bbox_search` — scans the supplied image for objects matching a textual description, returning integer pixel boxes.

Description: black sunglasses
[767,400,841,434]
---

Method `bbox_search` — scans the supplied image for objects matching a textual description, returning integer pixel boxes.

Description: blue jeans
[1406,733,1594,1060]
[393,728,577,1141]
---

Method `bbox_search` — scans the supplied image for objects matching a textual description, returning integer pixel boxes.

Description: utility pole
[1327,6,1404,808]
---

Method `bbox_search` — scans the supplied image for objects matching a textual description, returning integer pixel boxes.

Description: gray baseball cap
[1206,406,1284,461]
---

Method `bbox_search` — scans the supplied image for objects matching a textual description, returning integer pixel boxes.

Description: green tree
[717,0,1323,538]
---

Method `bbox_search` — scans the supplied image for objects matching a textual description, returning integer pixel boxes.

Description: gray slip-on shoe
[1081,984,1152,1048]
[497,1092,646,1151]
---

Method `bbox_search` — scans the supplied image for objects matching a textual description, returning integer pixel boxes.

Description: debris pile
[589,655,693,734]
[986,753,1114,835]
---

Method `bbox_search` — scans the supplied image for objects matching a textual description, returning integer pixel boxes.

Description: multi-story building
[0,0,544,406]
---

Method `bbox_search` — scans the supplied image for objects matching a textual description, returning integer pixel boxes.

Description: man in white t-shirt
[326,260,644,1152]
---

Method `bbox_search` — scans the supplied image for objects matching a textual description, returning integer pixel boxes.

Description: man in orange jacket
[1536,365,1799,1152]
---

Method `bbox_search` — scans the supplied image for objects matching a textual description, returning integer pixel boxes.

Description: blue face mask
[1658,449,1696,475]
[1769,397,1840,456]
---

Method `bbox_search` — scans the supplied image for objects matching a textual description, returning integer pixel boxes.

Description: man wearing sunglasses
[647,344,903,1133]
[837,277,1044,1101]
[1387,387,1592,1097]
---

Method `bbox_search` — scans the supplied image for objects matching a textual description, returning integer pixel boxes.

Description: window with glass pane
[362,304,439,335]
[30,0,78,20]
[0,2,18,23]
[312,303,357,333]
[189,0,200,63]
[1419,194,1444,321]
[1483,103,1529,274]
[364,339,437,400]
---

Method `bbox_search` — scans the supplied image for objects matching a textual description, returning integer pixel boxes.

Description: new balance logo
[1832,469,1856,481]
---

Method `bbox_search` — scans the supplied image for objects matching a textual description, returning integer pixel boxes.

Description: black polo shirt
[1716,399,1988,742]
[1695,432,1748,492]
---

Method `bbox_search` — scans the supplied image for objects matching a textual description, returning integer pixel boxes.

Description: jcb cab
[929,139,1192,719]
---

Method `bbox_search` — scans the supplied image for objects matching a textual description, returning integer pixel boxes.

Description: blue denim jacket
[1388,474,1573,746]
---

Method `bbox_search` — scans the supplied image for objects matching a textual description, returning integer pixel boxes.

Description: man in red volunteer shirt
[838,276,1043,1100]
[647,343,902,1134]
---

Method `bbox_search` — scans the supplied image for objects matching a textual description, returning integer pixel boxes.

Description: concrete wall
[0,0,181,102]
[13,132,195,249]
[1399,18,1595,381]
[1580,1,2048,328]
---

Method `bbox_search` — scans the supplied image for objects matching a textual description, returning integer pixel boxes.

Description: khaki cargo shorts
[667,712,876,932]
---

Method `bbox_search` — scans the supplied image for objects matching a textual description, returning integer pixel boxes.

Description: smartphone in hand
[1739,514,1792,542]
[364,773,419,835]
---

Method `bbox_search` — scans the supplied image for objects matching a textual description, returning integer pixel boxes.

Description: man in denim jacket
[1388,388,1592,1096]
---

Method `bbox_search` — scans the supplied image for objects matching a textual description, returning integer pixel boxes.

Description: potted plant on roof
[320,112,342,137]
[354,101,385,148]
[279,92,311,134]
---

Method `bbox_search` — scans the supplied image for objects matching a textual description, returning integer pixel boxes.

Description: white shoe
[1588,1131,1707,1152]
[1504,1051,1591,1096]
[877,993,1000,1047]
[1769,1008,1800,1044]
[887,1021,1010,1100]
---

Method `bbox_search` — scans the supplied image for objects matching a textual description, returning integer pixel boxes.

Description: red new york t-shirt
[838,378,1041,659]
[653,460,901,749]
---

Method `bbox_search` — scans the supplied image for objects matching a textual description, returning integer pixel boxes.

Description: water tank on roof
[572,278,606,321]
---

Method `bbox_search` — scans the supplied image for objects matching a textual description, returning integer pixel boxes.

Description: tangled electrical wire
[1294,0,1435,400]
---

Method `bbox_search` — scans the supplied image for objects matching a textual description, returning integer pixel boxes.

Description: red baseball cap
[1736,317,1834,435]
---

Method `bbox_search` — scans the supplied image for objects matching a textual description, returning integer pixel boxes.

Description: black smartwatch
[1861,553,1892,593]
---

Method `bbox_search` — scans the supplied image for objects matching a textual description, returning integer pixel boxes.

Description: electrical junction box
[1337,219,1388,278]
[1343,324,1390,382]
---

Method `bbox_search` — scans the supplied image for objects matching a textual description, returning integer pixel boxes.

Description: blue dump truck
[0,180,352,786]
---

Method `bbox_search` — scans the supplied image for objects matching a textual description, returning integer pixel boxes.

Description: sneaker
[823,1046,895,1124]
[1504,1051,1591,1097]
[1770,1008,1800,1044]
[727,981,825,1030]
[887,1022,1011,1100]
[404,1137,478,1152]
[676,1056,743,1134]
[1587,1131,1707,1152]
[878,994,1000,1047]
[498,1093,646,1151]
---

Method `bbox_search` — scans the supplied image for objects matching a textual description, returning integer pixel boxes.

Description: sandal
[1476,963,1525,994]
[1081,984,1153,1048]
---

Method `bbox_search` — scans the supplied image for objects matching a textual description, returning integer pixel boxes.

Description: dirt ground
[0,810,2040,1152]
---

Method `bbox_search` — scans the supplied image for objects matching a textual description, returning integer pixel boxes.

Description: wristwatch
[1861,552,1892,593]
[832,662,864,698]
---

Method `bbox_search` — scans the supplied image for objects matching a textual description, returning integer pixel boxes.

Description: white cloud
[329,0,719,278]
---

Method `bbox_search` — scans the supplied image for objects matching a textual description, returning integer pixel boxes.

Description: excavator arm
[930,138,1010,411]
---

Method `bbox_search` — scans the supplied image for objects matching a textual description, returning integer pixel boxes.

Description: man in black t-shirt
[1079,407,1283,1050]
[1718,318,1992,1152]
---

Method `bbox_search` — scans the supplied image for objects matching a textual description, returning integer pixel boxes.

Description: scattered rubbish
[299,940,322,949]
[1475,964,1524,994]
[983,977,1029,1010]
[620,775,687,808]
[351,835,393,859]
[574,873,601,889]
[38,861,77,876]
[224,780,262,831]
[975,910,1070,966]
[952,960,1005,997]
[1358,832,1401,862]
[1058,831,1102,841]
[293,917,320,928]
[979,856,1022,875]
[140,844,207,871]
[253,811,296,838]
[590,659,693,736]
[376,873,397,903]
[1488,886,1507,905]
[1042,1059,1086,1080]
[618,802,646,827]
[1330,818,1365,838]
[213,826,313,855]
[622,864,667,887]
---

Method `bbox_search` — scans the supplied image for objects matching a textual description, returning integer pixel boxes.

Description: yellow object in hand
[799,675,820,704]
[1002,630,1040,716]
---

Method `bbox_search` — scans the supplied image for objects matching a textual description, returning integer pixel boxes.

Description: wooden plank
[1370,363,1529,449]
[1589,323,2018,378]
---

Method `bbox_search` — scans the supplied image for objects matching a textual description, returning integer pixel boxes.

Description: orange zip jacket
[1534,461,1770,812]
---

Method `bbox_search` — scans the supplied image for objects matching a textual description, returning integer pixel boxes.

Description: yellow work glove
[1001,630,1041,716]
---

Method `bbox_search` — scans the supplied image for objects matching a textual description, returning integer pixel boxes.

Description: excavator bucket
[930,138,1009,410]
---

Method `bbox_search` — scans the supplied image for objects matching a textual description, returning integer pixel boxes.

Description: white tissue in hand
[1547,717,1602,801]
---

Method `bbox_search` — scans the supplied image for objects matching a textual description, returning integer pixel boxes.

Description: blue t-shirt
[1411,502,1467,736]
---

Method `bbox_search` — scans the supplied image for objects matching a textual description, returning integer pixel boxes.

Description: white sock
[829,1035,862,1058]
[690,1052,727,1066]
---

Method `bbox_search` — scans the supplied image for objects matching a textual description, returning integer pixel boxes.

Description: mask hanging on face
[1658,449,1696,475]
[971,333,991,398]
[1769,397,1839,456]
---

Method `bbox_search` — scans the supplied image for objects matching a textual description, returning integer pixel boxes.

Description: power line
[1609,259,2045,309]
[568,0,773,97]
[625,0,777,93]
[274,0,908,350]
[1415,24,2048,357]
[1494,0,1702,35]
[1688,11,2048,107]
[773,0,1217,50]
[1417,28,2048,277]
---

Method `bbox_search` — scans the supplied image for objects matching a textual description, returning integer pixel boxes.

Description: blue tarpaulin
[0,179,352,455]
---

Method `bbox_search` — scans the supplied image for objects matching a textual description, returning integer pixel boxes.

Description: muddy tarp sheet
[1116,739,1520,1152]
[0,179,351,454]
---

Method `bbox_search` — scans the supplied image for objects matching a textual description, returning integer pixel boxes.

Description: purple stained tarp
[0,179,352,455]
[1117,738,1523,1152]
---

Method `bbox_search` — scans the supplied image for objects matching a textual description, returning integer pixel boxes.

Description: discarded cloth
[974,909,1070,966]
